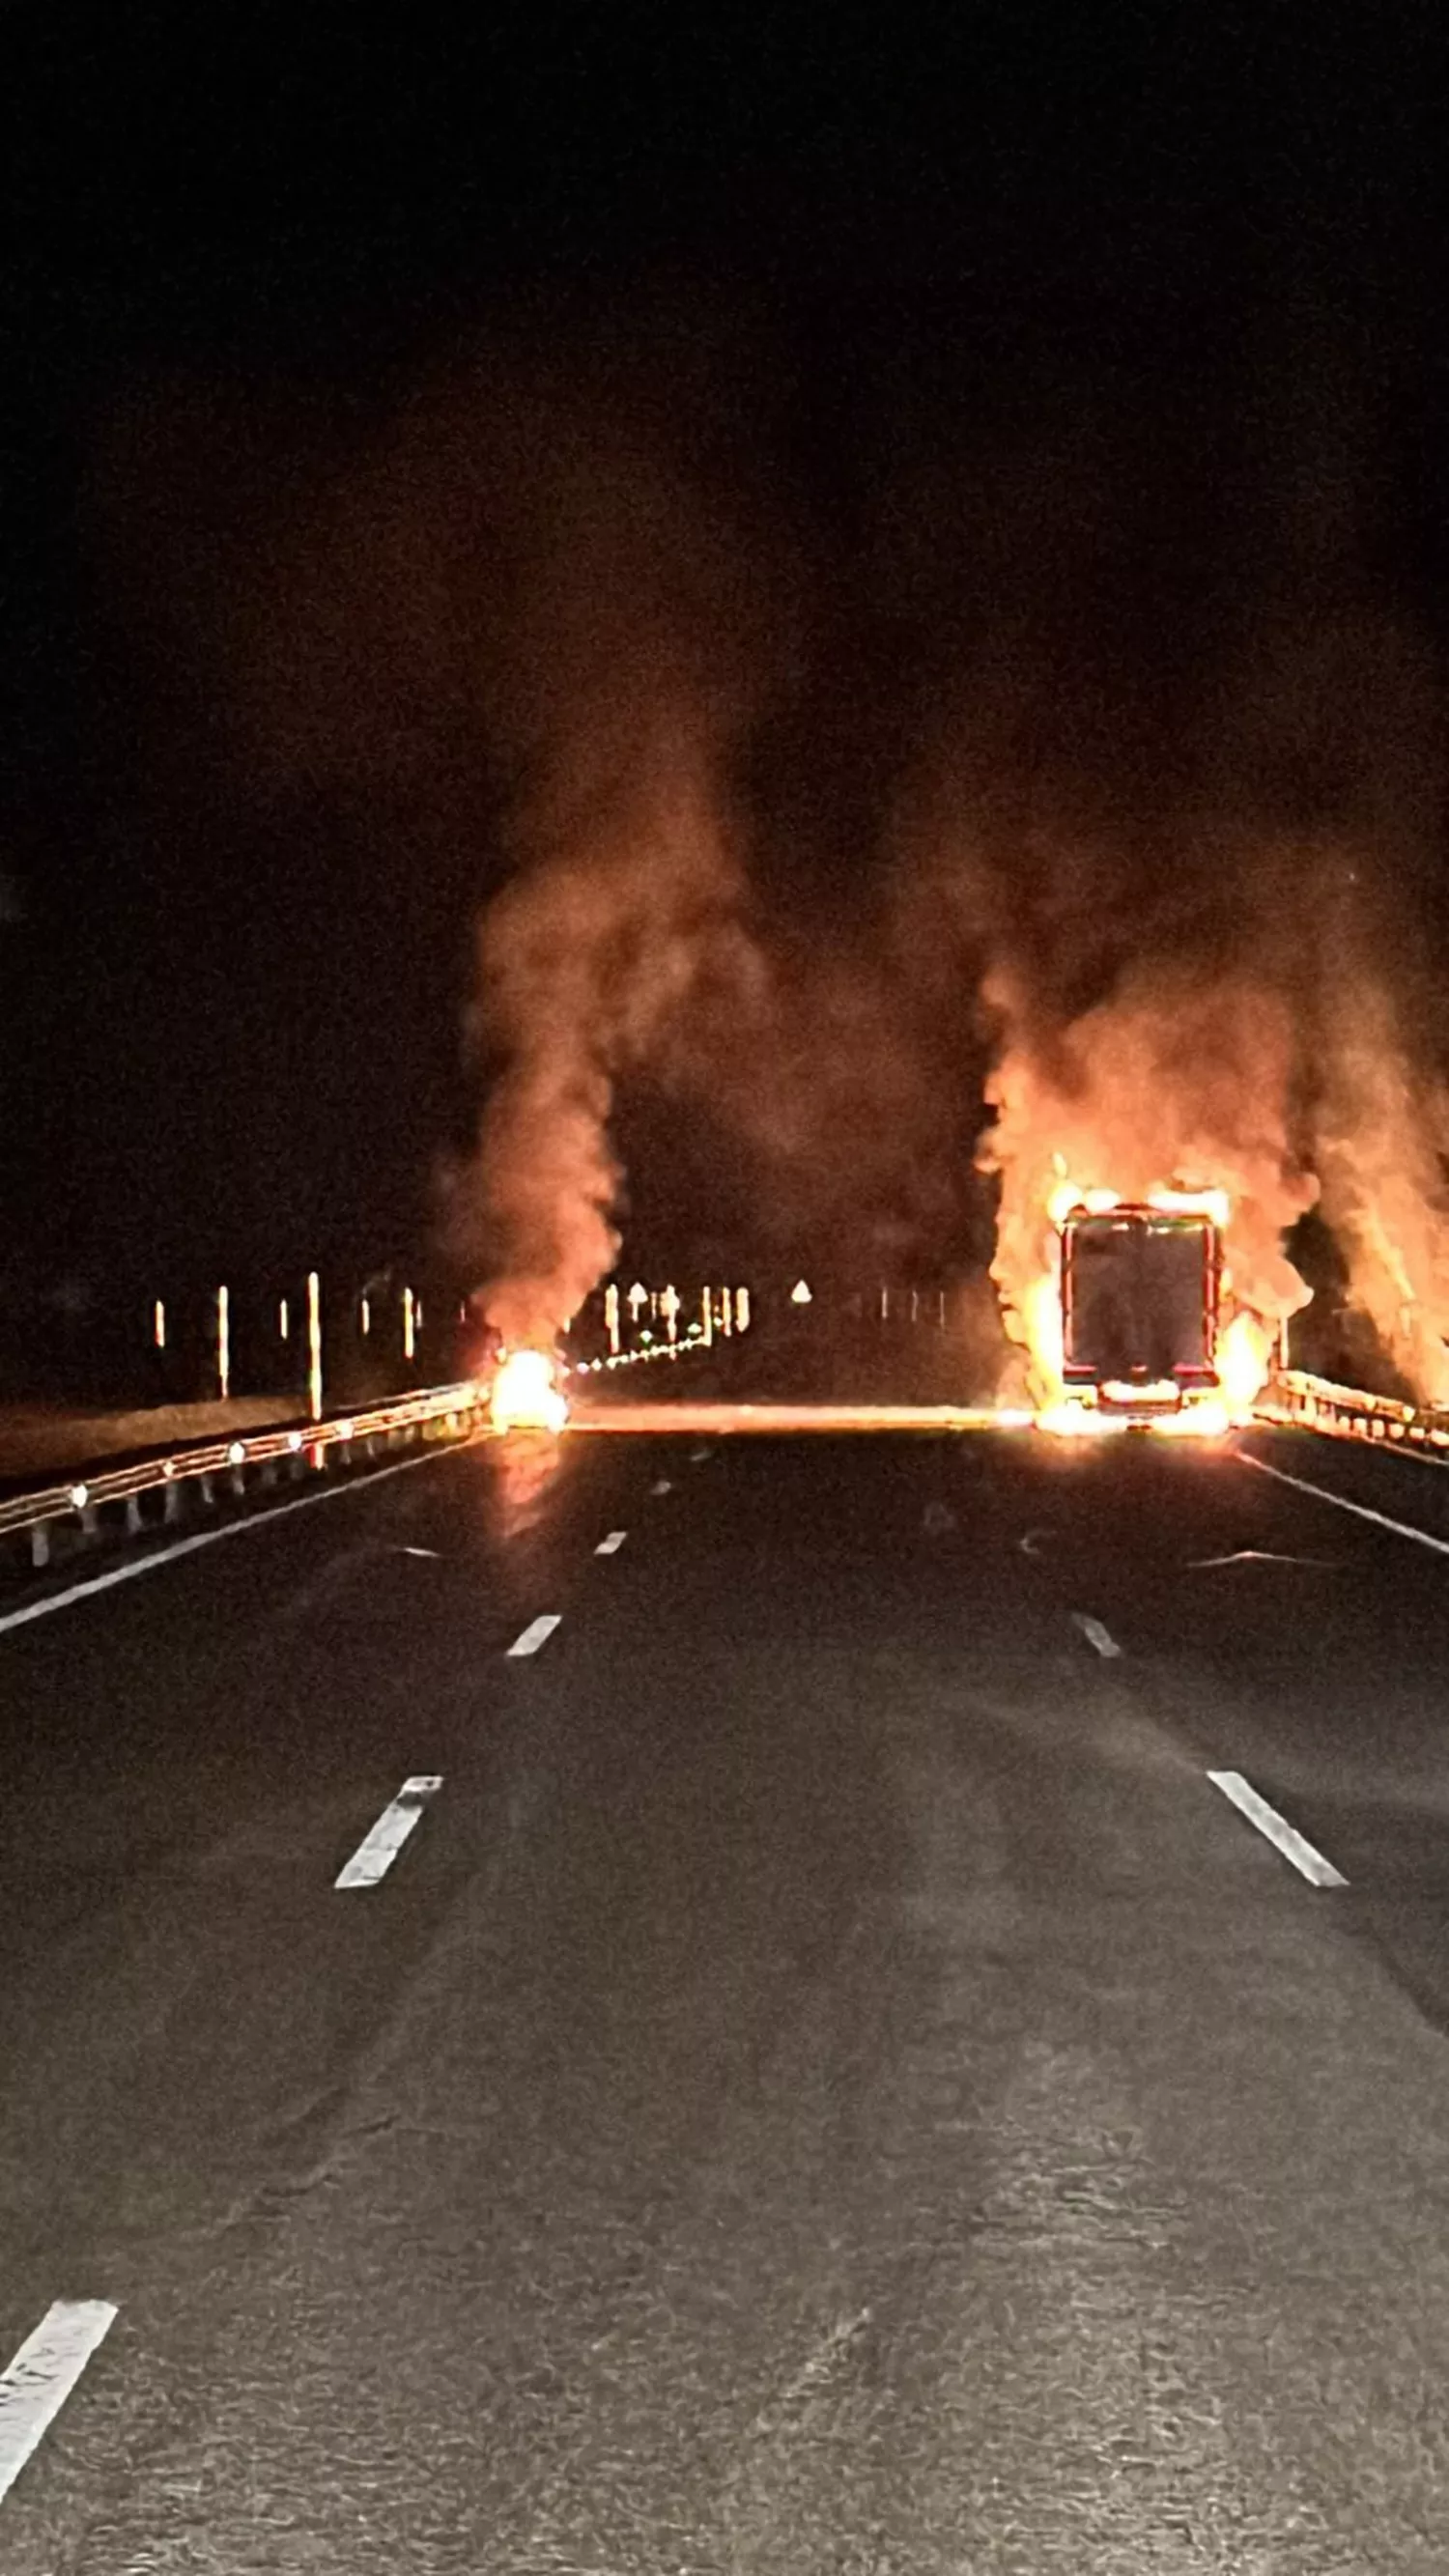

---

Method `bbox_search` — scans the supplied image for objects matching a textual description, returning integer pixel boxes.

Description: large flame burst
[489,1348,570,1435]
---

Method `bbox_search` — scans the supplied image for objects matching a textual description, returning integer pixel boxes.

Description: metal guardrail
[1,1379,492,1572]
[1255,1368,1449,1452]
[0,1327,731,1584]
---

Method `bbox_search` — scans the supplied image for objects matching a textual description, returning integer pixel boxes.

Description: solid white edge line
[1237,1450,1449,1558]
[594,1530,627,1555]
[507,1613,561,1657]
[0,1438,481,1641]
[1072,1612,1122,1658]
[0,2299,119,2505]
[1208,1769,1348,1888]
[334,1774,442,1890]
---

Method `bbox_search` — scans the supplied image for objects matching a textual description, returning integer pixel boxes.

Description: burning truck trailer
[1052,1199,1232,1431]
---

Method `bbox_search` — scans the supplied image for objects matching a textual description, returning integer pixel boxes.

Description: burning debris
[489,1347,569,1435]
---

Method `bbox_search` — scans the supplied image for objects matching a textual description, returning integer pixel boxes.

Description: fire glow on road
[572,1401,1015,1435]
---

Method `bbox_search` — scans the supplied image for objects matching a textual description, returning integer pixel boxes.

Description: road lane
[3,1422,1449,2563]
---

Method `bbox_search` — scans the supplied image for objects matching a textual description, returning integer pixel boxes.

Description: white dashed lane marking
[0,2299,118,2505]
[334,1776,442,1889]
[650,1479,672,1497]
[595,1531,628,1556]
[1208,1770,1348,1887]
[507,1613,561,1657]
[1072,1613,1122,1659]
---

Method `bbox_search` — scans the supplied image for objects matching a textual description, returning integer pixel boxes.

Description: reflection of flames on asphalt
[488,1347,570,1434]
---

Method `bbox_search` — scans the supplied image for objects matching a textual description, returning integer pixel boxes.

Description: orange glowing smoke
[489,1349,570,1435]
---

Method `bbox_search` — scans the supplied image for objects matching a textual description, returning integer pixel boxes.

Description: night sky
[1,6,1442,1316]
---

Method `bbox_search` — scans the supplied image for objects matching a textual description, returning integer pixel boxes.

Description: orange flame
[489,1348,569,1435]
[1216,1310,1274,1419]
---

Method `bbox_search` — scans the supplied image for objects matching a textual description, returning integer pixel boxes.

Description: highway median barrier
[0,1380,494,1591]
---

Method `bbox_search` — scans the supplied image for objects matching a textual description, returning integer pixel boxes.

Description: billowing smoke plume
[447,725,747,1347]
[886,365,1449,1404]
[440,341,972,1339]
[437,358,774,1346]
[93,319,1449,1401]
[1308,959,1449,1402]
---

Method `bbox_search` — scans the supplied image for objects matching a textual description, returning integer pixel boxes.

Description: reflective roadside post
[700,1286,714,1346]
[307,1270,323,1422]
[153,1297,166,1351]
[661,1283,679,1346]
[605,1283,621,1355]
[403,1286,415,1364]
[216,1285,231,1401]
[278,1295,290,1342]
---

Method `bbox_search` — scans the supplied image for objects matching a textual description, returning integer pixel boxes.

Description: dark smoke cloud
[881,358,1449,1397]
[93,311,1449,1395]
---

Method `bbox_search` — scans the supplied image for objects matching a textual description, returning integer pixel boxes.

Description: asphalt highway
[3,1410,1449,2569]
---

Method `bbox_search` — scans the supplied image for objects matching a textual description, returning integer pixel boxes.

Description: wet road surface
[3,1418,1449,2568]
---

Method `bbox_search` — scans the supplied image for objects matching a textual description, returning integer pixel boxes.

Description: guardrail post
[125,1495,144,1537]
[162,1480,182,1525]
[30,1523,50,1571]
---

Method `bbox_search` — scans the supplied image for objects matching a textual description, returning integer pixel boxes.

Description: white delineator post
[403,1286,415,1363]
[307,1271,323,1422]
[216,1285,230,1401]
